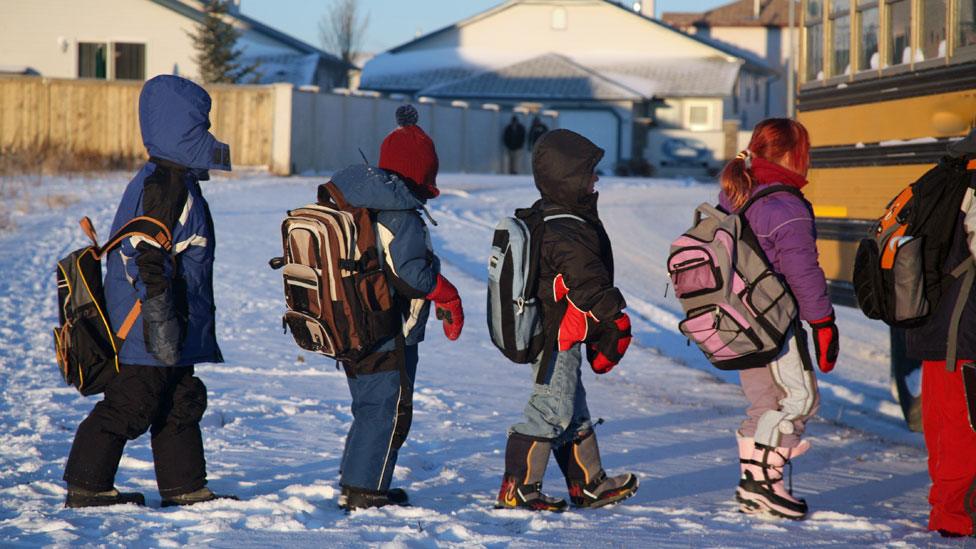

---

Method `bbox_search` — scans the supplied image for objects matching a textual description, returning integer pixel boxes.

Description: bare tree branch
[319,0,370,65]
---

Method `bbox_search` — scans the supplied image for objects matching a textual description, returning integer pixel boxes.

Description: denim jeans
[510,344,592,446]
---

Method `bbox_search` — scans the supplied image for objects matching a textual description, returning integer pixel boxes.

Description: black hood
[532,129,605,212]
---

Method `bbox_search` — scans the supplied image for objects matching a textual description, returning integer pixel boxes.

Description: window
[113,43,145,80]
[887,0,912,66]
[78,42,107,79]
[805,0,825,80]
[551,8,567,30]
[921,0,947,60]
[686,102,713,130]
[830,0,852,76]
[957,0,976,53]
[857,1,880,70]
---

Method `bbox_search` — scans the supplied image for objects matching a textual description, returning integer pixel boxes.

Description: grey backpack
[487,207,583,363]
[668,186,800,370]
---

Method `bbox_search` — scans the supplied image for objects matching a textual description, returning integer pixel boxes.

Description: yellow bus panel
[807,164,933,220]
[798,90,976,147]
[816,239,859,283]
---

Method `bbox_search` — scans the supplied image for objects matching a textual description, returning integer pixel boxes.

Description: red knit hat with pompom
[379,105,440,200]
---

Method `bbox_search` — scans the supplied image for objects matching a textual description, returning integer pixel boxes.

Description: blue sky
[240,0,728,55]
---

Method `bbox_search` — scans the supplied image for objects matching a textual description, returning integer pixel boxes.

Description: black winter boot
[161,487,239,507]
[495,433,567,512]
[554,429,639,508]
[339,486,410,511]
[65,486,146,508]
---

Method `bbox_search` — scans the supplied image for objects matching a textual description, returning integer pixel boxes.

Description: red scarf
[750,156,808,189]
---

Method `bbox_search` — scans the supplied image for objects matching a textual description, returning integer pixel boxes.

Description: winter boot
[338,485,410,510]
[161,487,239,508]
[65,486,146,508]
[495,433,567,512]
[735,432,758,514]
[553,429,639,508]
[737,443,808,520]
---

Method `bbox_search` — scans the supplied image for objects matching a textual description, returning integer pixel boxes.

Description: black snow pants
[63,364,208,498]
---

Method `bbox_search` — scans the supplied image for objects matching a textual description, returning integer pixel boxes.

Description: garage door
[555,110,619,174]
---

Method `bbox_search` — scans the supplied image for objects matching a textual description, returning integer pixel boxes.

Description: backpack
[270,181,400,362]
[487,207,583,364]
[668,186,800,370]
[852,156,973,327]
[53,216,173,395]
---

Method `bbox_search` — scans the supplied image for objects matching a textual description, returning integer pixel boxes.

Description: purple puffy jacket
[719,183,833,322]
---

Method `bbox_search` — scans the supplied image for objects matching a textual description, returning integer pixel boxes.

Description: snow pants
[340,344,418,493]
[922,359,976,536]
[510,345,593,447]
[63,364,208,498]
[738,330,819,448]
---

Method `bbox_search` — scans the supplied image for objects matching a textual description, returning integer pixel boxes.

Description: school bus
[798,0,976,429]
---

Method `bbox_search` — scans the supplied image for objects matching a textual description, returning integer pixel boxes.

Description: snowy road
[0,172,947,547]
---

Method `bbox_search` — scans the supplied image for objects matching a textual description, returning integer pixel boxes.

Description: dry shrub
[0,143,142,177]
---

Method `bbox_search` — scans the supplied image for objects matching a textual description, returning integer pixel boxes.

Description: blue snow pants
[510,344,593,446]
[340,344,419,492]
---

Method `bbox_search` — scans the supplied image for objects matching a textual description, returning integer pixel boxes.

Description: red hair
[721,118,811,209]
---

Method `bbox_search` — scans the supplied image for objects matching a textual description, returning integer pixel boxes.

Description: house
[0,0,349,88]
[663,0,798,121]
[359,0,776,173]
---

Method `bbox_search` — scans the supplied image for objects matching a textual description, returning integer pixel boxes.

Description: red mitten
[553,274,595,351]
[586,313,632,374]
[809,312,839,373]
[427,274,464,341]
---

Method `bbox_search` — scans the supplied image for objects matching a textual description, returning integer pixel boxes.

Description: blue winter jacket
[329,164,440,348]
[104,75,231,367]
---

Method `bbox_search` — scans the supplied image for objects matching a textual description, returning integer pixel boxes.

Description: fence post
[271,83,294,176]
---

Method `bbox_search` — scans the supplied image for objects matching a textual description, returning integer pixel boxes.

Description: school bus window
[857,1,881,70]
[806,0,826,80]
[830,1,852,76]
[887,0,913,66]
[920,0,948,60]
[957,0,976,53]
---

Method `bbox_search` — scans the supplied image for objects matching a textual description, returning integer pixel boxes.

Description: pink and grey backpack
[668,186,800,370]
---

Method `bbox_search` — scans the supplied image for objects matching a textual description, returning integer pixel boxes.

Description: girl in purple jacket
[718,119,840,520]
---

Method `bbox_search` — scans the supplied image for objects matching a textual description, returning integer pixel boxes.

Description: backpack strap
[84,215,172,343]
[739,185,808,215]
[534,213,584,386]
[946,257,976,371]
[94,216,173,259]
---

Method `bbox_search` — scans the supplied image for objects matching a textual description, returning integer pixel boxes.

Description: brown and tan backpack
[270,181,400,361]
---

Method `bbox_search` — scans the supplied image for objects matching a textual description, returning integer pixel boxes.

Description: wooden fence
[0,76,558,175]
[0,76,277,168]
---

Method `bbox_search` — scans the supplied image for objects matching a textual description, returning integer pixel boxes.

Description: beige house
[359,0,776,174]
[0,0,348,88]
[663,0,798,121]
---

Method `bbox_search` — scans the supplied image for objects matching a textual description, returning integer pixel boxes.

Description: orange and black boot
[554,429,639,508]
[495,433,567,512]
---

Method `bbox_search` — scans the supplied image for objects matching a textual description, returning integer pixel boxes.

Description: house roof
[149,0,350,69]
[595,57,744,98]
[387,0,771,71]
[420,53,647,101]
[251,53,322,86]
[663,0,796,29]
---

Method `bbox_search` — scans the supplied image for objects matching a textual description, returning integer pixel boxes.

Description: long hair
[721,118,811,209]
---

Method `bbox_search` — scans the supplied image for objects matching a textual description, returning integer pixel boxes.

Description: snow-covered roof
[248,53,321,86]
[420,54,646,101]
[594,57,743,98]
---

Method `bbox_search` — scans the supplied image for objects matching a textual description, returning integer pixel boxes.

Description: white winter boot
[737,442,810,520]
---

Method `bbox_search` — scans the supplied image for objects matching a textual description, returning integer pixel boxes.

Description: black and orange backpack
[54,216,172,395]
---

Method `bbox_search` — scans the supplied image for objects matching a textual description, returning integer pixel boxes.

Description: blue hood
[330,165,424,211]
[139,75,231,176]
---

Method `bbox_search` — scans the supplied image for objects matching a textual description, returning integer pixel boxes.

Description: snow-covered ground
[0,171,952,546]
